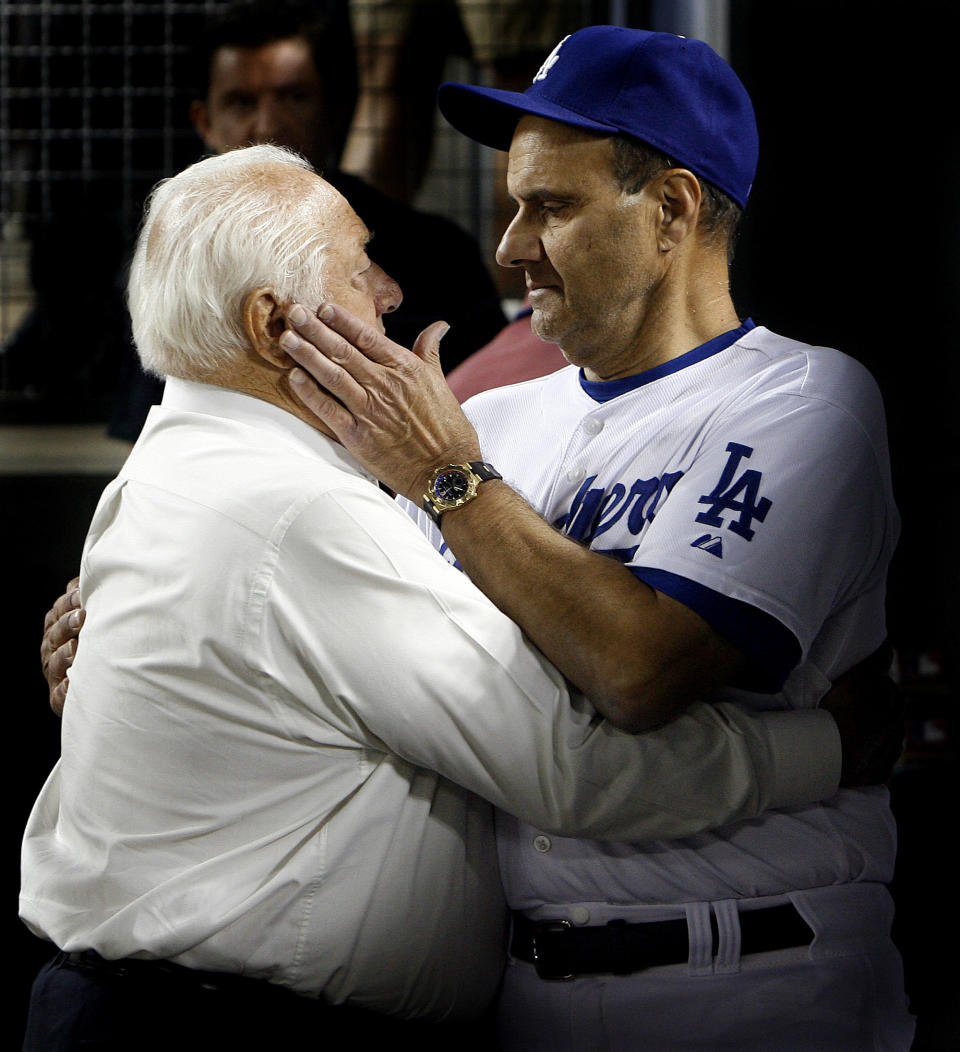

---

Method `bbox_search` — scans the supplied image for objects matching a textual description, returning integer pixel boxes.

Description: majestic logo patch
[695,442,772,542]
[534,36,570,82]
[691,534,724,558]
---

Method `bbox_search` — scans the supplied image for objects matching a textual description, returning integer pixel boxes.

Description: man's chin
[529,310,564,347]
[532,315,590,368]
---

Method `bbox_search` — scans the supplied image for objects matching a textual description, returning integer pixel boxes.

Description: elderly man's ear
[244,288,291,368]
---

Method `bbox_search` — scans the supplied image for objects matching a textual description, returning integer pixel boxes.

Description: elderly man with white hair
[21,144,863,1051]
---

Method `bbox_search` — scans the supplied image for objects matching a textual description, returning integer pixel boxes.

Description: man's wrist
[421,461,502,526]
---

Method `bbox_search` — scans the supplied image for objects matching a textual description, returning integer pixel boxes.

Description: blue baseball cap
[437,26,758,208]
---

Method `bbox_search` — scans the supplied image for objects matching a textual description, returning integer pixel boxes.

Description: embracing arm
[40,532,902,794]
[255,484,839,841]
[431,480,742,731]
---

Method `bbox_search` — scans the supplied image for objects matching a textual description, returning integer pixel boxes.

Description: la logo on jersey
[534,36,570,82]
[694,443,772,550]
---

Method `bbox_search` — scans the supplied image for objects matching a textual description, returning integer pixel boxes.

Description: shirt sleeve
[627,384,897,688]
[256,481,841,843]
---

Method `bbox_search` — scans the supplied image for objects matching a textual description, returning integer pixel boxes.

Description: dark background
[5,1,958,1047]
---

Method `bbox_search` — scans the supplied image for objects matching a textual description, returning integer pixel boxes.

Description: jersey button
[570,906,591,925]
[533,835,552,853]
[566,467,586,483]
[583,418,604,436]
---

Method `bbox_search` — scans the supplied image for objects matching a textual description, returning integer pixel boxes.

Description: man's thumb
[412,320,451,363]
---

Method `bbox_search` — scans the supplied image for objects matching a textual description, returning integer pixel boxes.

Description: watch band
[422,461,502,526]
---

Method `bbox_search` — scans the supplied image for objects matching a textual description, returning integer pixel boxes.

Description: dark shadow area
[731,4,960,1046]
[5,475,114,1048]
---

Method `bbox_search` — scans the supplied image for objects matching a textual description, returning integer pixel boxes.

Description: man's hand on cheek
[279,301,482,500]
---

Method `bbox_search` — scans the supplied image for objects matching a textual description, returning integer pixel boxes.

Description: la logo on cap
[533,35,570,82]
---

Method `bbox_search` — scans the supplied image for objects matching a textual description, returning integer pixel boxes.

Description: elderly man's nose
[373,266,402,315]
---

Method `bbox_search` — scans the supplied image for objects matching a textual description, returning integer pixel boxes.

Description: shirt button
[566,467,586,483]
[583,418,604,436]
[533,835,551,853]
[570,906,591,925]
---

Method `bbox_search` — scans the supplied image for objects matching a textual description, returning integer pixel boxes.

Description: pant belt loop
[712,899,742,974]
[685,901,714,976]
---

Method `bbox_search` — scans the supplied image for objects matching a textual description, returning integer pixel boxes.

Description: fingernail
[288,305,307,325]
[288,368,306,385]
[438,323,451,341]
[279,330,297,351]
[70,589,81,608]
[317,304,334,322]
[69,611,81,629]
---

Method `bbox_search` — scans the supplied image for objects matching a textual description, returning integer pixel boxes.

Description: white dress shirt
[21,378,839,1022]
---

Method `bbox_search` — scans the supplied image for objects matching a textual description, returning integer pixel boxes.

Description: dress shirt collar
[159,377,379,487]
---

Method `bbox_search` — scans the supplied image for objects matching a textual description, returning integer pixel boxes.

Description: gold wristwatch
[422,461,502,526]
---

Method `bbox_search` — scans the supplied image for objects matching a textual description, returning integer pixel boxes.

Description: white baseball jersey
[408,320,901,906]
[405,321,914,1048]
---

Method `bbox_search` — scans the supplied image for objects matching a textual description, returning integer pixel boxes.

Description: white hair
[128,144,331,379]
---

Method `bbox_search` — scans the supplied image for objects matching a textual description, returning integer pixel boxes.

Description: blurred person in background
[344,0,592,299]
[106,0,506,440]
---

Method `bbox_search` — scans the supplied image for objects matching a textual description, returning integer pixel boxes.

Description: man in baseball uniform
[278,25,915,1052]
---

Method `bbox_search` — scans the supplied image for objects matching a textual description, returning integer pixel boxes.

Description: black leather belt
[63,950,294,1001]
[510,903,814,980]
[55,950,494,1048]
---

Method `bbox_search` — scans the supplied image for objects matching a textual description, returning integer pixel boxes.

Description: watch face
[434,469,471,502]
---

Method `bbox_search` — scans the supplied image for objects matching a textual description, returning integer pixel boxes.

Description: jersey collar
[579,319,756,403]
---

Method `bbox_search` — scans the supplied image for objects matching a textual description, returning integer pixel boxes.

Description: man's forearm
[437,479,743,731]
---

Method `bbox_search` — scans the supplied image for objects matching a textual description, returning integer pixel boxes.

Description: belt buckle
[531,919,575,981]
